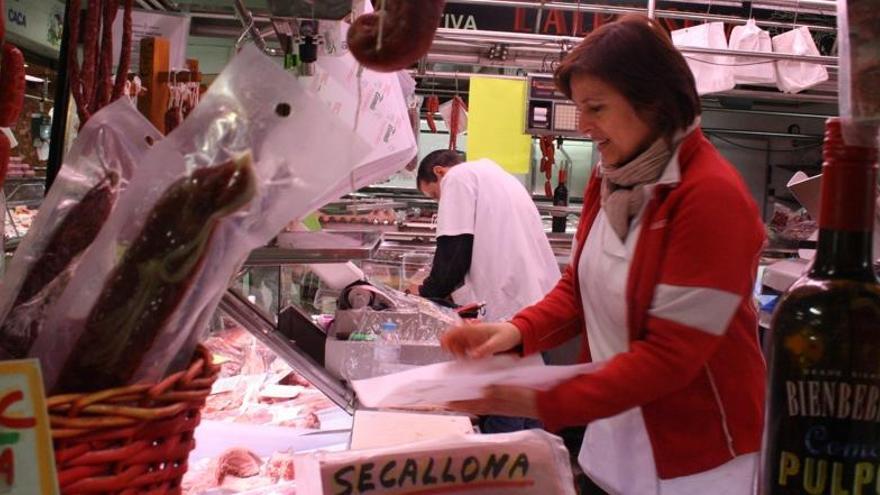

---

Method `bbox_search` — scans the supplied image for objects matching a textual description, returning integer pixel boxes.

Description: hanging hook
[792,0,800,28]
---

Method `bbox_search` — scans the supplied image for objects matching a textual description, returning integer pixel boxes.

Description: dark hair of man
[416,149,466,186]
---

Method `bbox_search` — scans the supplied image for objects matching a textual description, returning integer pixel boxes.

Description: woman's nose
[577,111,593,136]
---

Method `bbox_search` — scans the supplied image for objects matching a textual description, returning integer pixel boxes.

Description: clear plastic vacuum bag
[0,100,160,359]
[33,46,371,393]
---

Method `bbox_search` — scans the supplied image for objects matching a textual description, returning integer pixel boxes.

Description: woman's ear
[433,165,447,179]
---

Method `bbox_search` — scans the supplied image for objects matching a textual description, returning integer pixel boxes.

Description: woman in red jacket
[442,15,766,495]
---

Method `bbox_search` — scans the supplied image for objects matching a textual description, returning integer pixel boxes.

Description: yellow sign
[467,77,533,174]
[0,360,59,495]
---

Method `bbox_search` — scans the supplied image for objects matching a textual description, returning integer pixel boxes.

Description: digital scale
[525,74,582,137]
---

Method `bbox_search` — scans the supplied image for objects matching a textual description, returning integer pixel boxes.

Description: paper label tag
[0,359,59,494]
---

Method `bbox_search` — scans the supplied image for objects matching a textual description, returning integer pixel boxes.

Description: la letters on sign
[324,449,535,494]
[0,359,59,494]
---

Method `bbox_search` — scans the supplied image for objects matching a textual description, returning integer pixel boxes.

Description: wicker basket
[48,346,220,494]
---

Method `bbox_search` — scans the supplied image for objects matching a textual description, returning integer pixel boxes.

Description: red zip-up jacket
[511,128,766,479]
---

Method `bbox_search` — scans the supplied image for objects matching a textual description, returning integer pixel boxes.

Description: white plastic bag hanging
[302,17,418,211]
[728,19,777,85]
[772,26,829,94]
[672,22,735,95]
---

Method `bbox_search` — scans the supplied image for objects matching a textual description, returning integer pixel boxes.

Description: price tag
[0,360,58,495]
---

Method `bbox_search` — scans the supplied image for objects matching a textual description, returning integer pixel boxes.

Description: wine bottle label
[768,371,880,495]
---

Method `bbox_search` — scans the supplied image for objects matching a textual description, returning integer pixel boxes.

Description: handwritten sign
[111,9,191,72]
[0,360,58,495]
[295,429,576,495]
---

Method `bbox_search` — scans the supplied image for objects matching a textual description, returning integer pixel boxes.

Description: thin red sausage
[95,0,118,110]
[80,0,102,113]
[112,0,133,100]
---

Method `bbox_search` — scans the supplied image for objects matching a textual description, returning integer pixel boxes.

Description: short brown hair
[417,149,465,185]
[555,14,701,140]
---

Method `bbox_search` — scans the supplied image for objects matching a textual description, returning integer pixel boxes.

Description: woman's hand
[446,385,539,419]
[440,321,523,359]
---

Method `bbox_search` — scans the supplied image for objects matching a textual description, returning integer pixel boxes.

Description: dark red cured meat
[0,43,26,127]
[53,156,257,393]
[346,0,446,72]
[0,172,120,358]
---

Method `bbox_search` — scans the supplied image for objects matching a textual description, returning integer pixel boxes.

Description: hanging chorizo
[0,43,26,127]
[347,0,446,72]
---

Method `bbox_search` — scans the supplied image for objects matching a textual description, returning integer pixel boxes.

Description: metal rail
[433,28,837,67]
[444,0,837,32]
[410,69,839,104]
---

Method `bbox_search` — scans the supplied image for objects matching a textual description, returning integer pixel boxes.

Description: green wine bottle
[760,118,880,495]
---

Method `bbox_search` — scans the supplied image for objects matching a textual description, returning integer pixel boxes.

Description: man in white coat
[413,149,561,432]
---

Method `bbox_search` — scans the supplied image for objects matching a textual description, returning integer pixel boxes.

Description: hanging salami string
[94,0,119,112]
[66,0,135,128]
[112,0,134,100]
[80,0,101,117]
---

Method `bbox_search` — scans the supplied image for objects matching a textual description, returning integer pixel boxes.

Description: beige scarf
[600,138,672,240]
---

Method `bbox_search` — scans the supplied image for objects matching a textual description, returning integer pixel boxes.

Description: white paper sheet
[353,354,599,408]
